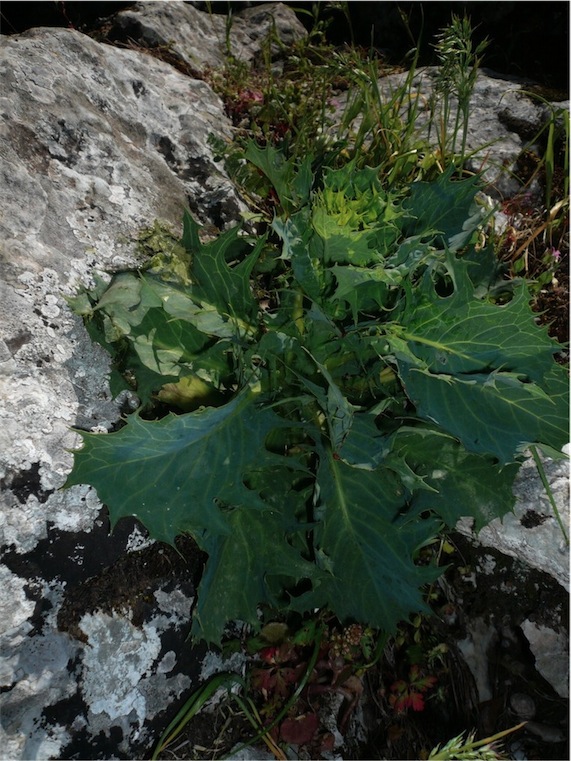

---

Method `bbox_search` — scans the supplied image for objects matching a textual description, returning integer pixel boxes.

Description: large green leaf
[65,391,286,546]
[384,427,520,530]
[311,207,380,266]
[310,449,442,632]
[392,259,560,382]
[399,365,569,464]
[129,305,210,377]
[142,277,241,340]
[244,142,313,214]
[272,212,326,301]
[182,212,262,327]
[336,412,386,469]
[331,263,400,319]
[193,508,319,643]
[93,272,155,335]
[403,165,485,250]
[388,258,568,462]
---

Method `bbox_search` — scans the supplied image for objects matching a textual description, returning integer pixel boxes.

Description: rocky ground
[0,3,568,759]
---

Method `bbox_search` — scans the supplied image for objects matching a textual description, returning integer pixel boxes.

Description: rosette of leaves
[66,143,569,644]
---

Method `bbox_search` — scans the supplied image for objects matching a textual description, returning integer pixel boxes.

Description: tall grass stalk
[335,49,428,187]
[518,93,570,210]
[429,723,526,760]
[530,445,569,545]
[432,14,489,166]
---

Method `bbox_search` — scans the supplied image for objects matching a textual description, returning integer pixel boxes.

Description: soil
[535,265,569,353]
[3,511,205,639]
[144,532,569,761]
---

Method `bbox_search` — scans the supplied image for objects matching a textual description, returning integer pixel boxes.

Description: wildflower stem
[458,721,527,752]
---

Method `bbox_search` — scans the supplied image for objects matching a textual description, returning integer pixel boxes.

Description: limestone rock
[521,619,569,698]
[457,452,570,590]
[445,532,569,721]
[0,24,240,546]
[0,19,239,759]
[103,1,307,75]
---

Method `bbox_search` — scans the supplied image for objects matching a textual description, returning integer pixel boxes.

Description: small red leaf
[409,691,426,712]
[414,674,438,692]
[389,679,407,694]
[251,667,276,696]
[259,646,278,664]
[409,664,421,681]
[280,713,319,745]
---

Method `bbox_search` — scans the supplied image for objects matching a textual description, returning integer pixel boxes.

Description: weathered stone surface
[453,450,569,705]
[521,619,569,698]
[0,16,243,758]
[104,1,307,75]
[457,451,570,590]
[444,531,568,746]
[0,22,240,548]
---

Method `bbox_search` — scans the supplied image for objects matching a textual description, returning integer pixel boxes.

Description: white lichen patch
[0,626,79,759]
[478,554,497,574]
[138,670,192,722]
[154,587,194,622]
[79,611,162,725]
[0,566,36,637]
[126,524,155,553]
[0,482,103,553]
[0,264,122,552]
[3,722,71,761]
[157,650,177,674]
[199,649,249,707]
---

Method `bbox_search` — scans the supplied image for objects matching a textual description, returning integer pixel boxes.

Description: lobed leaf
[193,508,320,643]
[244,142,312,214]
[181,212,263,327]
[403,165,486,250]
[309,449,442,632]
[66,391,288,547]
[399,365,569,464]
[392,259,560,382]
[385,427,520,530]
[388,257,568,462]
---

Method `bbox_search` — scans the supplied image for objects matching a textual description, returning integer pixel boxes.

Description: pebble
[509,692,536,720]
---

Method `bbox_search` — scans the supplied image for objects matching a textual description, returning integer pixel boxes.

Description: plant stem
[152,673,246,759]
[232,694,288,760]
[530,445,569,545]
[224,627,324,758]
[293,289,305,334]
[511,199,565,261]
